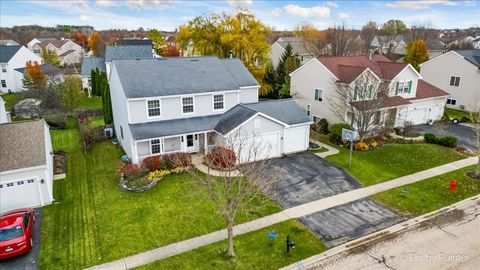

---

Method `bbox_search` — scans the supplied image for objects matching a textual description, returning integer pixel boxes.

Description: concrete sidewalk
[310,139,339,158]
[84,156,477,270]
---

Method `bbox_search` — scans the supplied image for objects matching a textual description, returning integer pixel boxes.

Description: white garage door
[406,108,428,125]
[0,178,41,213]
[284,126,308,154]
[236,132,280,163]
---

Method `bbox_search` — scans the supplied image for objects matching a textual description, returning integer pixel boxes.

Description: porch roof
[129,114,221,140]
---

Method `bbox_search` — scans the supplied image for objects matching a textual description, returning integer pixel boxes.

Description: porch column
[204,132,208,153]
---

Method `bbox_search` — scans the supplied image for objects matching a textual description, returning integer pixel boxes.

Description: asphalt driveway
[257,152,361,208]
[0,208,42,270]
[299,198,406,247]
[413,122,477,151]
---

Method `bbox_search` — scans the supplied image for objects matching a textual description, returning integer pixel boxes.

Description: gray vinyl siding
[137,141,150,157]
[239,87,259,104]
[128,90,249,124]
[164,137,182,152]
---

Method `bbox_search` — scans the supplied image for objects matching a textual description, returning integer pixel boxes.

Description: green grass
[311,132,466,186]
[40,119,281,270]
[1,92,21,111]
[79,94,103,109]
[91,117,104,128]
[135,220,326,270]
[372,165,480,216]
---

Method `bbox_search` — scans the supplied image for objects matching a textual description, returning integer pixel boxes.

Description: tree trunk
[225,215,235,258]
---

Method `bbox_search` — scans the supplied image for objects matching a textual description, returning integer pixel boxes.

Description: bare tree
[361,21,379,54]
[328,71,390,140]
[189,131,281,258]
[409,21,439,43]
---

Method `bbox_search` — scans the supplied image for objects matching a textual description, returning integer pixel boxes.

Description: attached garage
[406,107,428,125]
[283,125,309,154]
[0,120,54,213]
[236,131,281,163]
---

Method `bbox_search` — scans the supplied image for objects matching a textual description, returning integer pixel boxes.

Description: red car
[0,208,35,260]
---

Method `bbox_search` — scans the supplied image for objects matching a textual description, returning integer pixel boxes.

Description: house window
[374,111,381,125]
[306,104,311,116]
[213,94,224,110]
[1,80,6,88]
[27,179,35,183]
[314,88,323,102]
[449,76,460,86]
[147,99,161,117]
[313,116,321,123]
[120,125,124,140]
[368,85,374,99]
[151,139,161,154]
[396,80,412,94]
[7,183,14,187]
[446,98,457,105]
[182,97,194,114]
[34,48,40,54]
[1,65,6,72]
[299,55,304,62]
[254,119,261,129]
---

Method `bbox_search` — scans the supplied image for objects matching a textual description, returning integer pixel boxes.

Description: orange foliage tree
[404,39,429,71]
[25,60,47,89]
[161,44,180,57]
[72,31,89,49]
[88,32,105,57]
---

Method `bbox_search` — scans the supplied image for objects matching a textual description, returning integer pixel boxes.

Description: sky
[0,0,479,31]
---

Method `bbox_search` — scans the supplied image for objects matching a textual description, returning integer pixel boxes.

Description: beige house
[31,39,83,66]
[269,37,315,68]
[420,50,480,112]
[289,55,449,127]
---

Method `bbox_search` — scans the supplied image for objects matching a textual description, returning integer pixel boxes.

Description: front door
[185,134,199,152]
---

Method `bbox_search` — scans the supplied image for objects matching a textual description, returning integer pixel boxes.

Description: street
[307,199,480,270]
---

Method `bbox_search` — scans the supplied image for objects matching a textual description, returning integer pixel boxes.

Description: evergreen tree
[22,73,35,91]
[90,69,96,96]
[273,43,300,99]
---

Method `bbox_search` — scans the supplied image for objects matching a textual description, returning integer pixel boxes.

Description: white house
[81,56,106,90]
[290,54,449,128]
[269,37,315,68]
[420,49,480,112]
[14,64,63,90]
[0,96,11,123]
[109,57,311,164]
[105,45,153,78]
[0,45,42,93]
[31,39,83,66]
[0,120,54,213]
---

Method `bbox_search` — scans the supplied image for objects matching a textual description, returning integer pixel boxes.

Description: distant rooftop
[117,39,153,46]
[105,45,153,62]
[455,49,480,68]
[0,45,22,62]
[81,56,106,76]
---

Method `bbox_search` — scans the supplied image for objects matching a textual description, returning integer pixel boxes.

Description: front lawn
[40,120,281,270]
[1,92,21,111]
[79,93,103,109]
[311,133,466,186]
[372,165,480,216]
[136,220,326,270]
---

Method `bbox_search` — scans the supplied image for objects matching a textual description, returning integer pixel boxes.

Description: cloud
[385,0,460,10]
[283,4,331,18]
[270,7,282,18]
[338,12,350,19]
[95,0,117,8]
[225,0,253,8]
[124,0,172,10]
[325,2,338,8]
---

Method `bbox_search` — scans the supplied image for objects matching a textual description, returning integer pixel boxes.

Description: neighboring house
[117,38,153,46]
[290,55,449,129]
[269,37,315,67]
[109,56,311,164]
[0,96,11,123]
[80,56,106,90]
[0,40,19,46]
[27,37,57,52]
[0,120,54,212]
[105,45,154,78]
[0,45,42,93]
[473,36,480,49]
[14,64,63,90]
[371,35,407,55]
[31,39,83,66]
[420,49,480,112]
[426,39,447,59]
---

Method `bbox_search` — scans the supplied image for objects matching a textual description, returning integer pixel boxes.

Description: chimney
[229,51,233,59]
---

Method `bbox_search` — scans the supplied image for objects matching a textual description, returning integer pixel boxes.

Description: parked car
[0,208,35,260]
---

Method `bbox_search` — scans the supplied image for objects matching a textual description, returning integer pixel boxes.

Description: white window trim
[449,75,461,87]
[446,98,457,105]
[314,88,323,102]
[313,115,321,123]
[146,98,162,119]
[397,80,411,94]
[212,93,225,111]
[181,96,195,115]
[149,138,162,155]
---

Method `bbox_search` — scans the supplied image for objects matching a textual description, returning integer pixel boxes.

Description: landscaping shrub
[423,133,457,147]
[206,146,237,169]
[369,140,378,149]
[119,163,144,181]
[424,133,436,143]
[142,156,162,172]
[318,118,329,134]
[45,116,66,129]
[146,167,189,181]
[354,141,369,151]
[168,152,192,168]
[328,123,352,144]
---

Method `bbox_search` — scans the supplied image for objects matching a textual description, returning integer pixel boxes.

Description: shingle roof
[38,39,69,48]
[105,45,153,62]
[455,49,480,68]
[409,80,450,100]
[117,39,153,46]
[214,105,257,134]
[426,40,446,51]
[36,37,57,42]
[0,40,19,46]
[81,56,106,76]
[129,114,221,140]
[113,57,259,98]
[276,37,311,55]
[241,99,310,126]
[317,55,408,83]
[0,45,22,63]
[0,120,47,172]
[15,64,61,76]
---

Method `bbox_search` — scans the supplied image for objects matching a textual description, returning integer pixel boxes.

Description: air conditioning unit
[104,127,114,138]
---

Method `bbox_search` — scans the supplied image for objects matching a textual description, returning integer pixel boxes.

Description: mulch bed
[54,152,67,175]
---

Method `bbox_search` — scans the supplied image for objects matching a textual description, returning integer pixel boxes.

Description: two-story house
[81,56,106,90]
[269,37,315,68]
[290,54,449,129]
[31,39,83,66]
[0,45,42,93]
[420,49,480,112]
[109,57,311,164]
